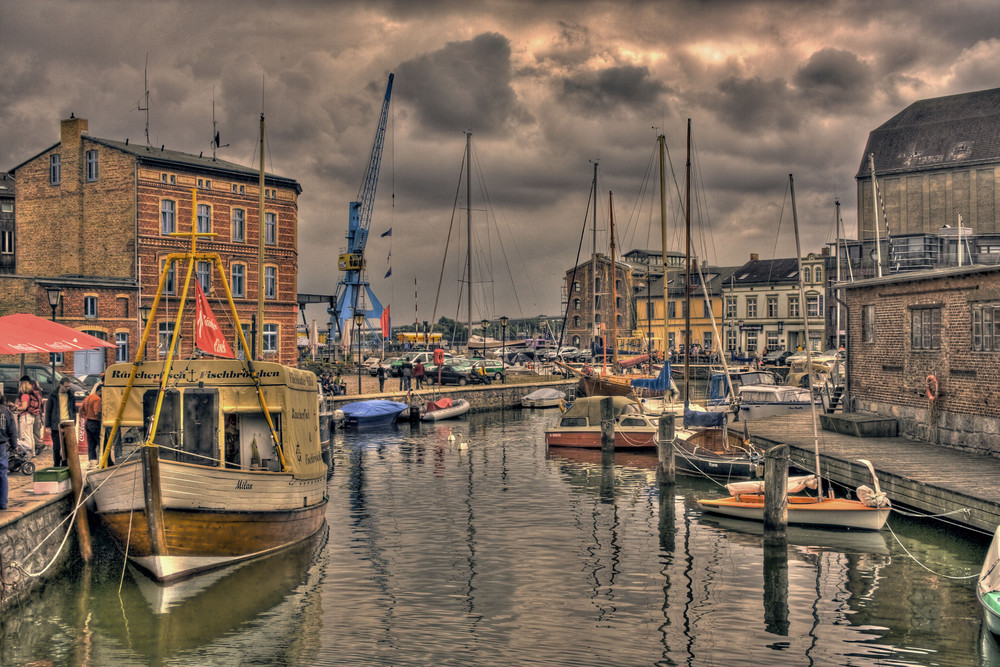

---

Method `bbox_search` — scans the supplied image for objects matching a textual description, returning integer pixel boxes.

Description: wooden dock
[738,413,999,534]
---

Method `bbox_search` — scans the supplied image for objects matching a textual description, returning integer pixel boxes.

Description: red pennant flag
[380,306,390,338]
[195,282,235,358]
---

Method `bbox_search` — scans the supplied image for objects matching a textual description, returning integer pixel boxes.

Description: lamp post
[138,304,152,361]
[481,319,489,358]
[737,320,744,356]
[354,311,365,394]
[499,316,508,383]
[46,286,63,379]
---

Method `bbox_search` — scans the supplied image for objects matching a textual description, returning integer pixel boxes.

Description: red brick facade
[4,116,302,372]
[844,265,1000,454]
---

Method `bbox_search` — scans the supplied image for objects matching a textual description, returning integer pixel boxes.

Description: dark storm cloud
[794,48,874,110]
[559,65,667,112]
[712,75,798,132]
[394,33,529,135]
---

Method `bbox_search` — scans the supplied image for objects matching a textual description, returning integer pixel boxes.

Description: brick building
[3,115,302,374]
[843,265,1000,455]
[562,254,634,352]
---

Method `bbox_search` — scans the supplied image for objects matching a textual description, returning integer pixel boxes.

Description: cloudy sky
[2,0,998,328]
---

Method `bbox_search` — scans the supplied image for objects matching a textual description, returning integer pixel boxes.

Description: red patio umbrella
[0,313,116,355]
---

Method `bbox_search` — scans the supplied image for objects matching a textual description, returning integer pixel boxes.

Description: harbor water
[1,408,995,665]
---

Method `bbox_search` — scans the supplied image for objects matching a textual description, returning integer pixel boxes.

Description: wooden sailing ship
[87,183,328,581]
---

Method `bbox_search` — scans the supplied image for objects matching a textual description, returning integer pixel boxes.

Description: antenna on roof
[138,52,151,148]
[210,86,229,160]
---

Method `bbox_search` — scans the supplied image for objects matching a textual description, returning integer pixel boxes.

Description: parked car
[468,357,506,380]
[390,350,452,376]
[425,359,477,386]
[762,350,792,366]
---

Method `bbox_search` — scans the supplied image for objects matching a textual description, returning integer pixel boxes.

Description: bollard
[60,421,92,564]
[763,444,789,541]
[656,412,675,485]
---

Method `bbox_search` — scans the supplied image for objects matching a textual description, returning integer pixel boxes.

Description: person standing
[45,378,77,468]
[377,364,386,392]
[402,358,413,391]
[413,360,425,390]
[0,394,18,510]
[80,386,102,468]
[13,378,37,458]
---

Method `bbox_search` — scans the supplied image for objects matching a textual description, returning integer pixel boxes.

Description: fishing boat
[420,397,471,421]
[520,387,566,409]
[697,174,890,531]
[673,408,762,479]
[544,395,659,450]
[88,183,328,582]
[340,399,408,428]
[978,525,1000,636]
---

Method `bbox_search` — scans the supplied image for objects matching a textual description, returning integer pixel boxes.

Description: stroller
[8,442,36,476]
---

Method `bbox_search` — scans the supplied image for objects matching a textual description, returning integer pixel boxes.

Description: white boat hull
[698,496,889,531]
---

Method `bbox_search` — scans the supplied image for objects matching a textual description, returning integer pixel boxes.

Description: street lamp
[499,316,508,383]
[46,286,63,380]
[354,311,365,394]
[481,319,489,357]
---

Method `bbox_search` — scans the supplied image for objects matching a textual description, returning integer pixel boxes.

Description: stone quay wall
[0,493,76,612]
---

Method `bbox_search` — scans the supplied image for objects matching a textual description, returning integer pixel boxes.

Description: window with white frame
[573,315,580,327]
[161,200,176,234]
[911,307,941,351]
[727,328,737,351]
[86,149,98,181]
[972,304,1000,351]
[115,332,129,362]
[158,321,175,355]
[725,296,737,319]
[746,332,758,352]
[231,263,245,298]
[232,208,245,242]
[161,259,176,294]
[197,204,211,233]
[84,296,97,319]
[803,267,811,283]
[0,230,12,255]
[703,331,712,350]
[264,266,277,299]
[814,266,822,283]
[766,330,779,350]
[767,295,778,318]
[50,154,61,185]
[788,295,800,318]
[265,212,277,245]
[806,294,822,317]
[746,296,757,319]
[197,261,211,292]
[263,323,278,353]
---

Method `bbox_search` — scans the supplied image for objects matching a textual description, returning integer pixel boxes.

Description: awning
[0,313,116,355]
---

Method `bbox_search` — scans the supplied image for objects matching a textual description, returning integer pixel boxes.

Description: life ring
[926,375,938,401]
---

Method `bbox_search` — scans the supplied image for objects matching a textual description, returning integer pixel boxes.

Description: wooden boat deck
[736,413,1000,533]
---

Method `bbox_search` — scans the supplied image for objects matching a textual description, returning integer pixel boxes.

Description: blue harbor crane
[329,73,393,346]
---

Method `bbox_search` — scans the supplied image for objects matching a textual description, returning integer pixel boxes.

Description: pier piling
[656,412,675,485]
[763,444,789,541]
[60,422,92,563]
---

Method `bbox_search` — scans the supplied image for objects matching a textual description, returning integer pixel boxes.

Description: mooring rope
[883,521,979,580]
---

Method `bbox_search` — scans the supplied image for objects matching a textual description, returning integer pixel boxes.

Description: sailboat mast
[868,153,883,278]
[835,199,843,350]
[466,131,473,349]
[591,161,599,357]
[257,113,265,361]
[609,190,618,369]
[684,119,691,403]
[657,135,668,360]
[790,174,823,498]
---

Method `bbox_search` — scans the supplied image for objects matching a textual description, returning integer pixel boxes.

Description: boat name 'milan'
[236,480,253,490]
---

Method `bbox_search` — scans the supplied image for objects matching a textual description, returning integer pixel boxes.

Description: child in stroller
[8,442,35,476]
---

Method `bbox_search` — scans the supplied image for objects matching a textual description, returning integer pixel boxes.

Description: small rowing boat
[420,397,471,421]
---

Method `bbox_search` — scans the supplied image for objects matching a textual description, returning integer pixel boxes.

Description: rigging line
[688,134,716,264]
[883,522,979,580]
[557,177,597,352]
[431,147,466,329]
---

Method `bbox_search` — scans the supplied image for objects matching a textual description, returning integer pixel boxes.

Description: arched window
[595,277,601,293]
[616,279,623,293]
[803,267,811,283]
[814,266,822,283]
[572,336,580,347]
[573,281,581,292]
[573,316,580,327]
[573,298,581,310]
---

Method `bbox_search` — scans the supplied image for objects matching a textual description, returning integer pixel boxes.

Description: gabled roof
[731,258,800,285]
[10,135,301,193]
[856,87,1000,178]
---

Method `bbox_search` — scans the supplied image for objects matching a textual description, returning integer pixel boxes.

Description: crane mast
[329,73,394,342]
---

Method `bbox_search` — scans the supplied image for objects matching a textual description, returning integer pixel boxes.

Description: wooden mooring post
[656,412,675,486]
[600,396,615,465]
[763,444,789,541]
[60,422,92,564]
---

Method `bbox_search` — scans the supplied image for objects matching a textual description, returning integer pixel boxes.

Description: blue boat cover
[683,405,726,428]
[631,362,673,392]
[341,400,408,418]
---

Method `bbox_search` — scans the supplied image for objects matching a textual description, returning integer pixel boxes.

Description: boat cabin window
[559,417,588,427]
[224,411,282,471]
[142,388,221,464]
[620,417,647,427]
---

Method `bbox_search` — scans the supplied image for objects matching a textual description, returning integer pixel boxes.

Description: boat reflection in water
[91,525,327,663]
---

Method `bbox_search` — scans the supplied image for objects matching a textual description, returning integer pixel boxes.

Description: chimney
[750,253,759,261]
[821,247,830,256]
[60,115,89,172]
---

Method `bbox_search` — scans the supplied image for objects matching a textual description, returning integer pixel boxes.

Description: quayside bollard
[763,444,789,541]
[656,412,675,486]
[60,422,92,564]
